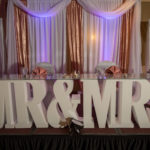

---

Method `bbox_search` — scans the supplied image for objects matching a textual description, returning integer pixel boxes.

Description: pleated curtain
[14,0,29,74]
[82,1,123,73]
[119,5,133,73]
[27,0,67,73]
[66,0,83,74]
[6,0,18,74]
[81,0,140,73]
[7,0,67,74]
[6,0,141,74]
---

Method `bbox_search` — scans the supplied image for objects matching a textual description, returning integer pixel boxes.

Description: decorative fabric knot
[105,66,122,77]
[32,67,48,79]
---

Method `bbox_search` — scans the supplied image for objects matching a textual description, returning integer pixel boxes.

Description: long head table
[0,74,150,134]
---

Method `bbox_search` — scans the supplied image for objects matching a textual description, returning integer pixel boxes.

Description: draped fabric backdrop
[14,0,29,74]
[66,0,83,74]
[79,0,141,73]
[7,0,67,74]
[6,0,141,75]
[27,0,66,73]
[82,0,123,73]
[119,4,133,73]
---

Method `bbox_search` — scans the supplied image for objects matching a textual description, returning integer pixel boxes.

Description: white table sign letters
[0,79,150,128]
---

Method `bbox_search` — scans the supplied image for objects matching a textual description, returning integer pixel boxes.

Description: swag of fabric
[12,0,137,19]
[7,0,141,74]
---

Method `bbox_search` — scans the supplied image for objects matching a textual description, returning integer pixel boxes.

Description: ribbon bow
[32,67,48,78]
[105,66,122,77]
[59,118,83,136]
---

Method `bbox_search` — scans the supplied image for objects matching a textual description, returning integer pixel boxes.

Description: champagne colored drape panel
[66,0,83,74]
[119,6,134,73]
[80,0,138,73]
[14,0,29,74]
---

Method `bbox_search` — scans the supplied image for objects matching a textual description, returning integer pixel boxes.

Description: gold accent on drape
[66,0,83,74]
[119,1,134,73]
[14,0,29,74]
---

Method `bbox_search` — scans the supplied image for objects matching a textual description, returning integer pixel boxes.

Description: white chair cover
[36,62,55,75]
[95,61,117,75]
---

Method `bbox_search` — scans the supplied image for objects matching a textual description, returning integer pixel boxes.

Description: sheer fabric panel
[83,0,123,73]
[27,0,66,73]
[82,0,141,73]
[14,0,29,74]
[66,0,83,74]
